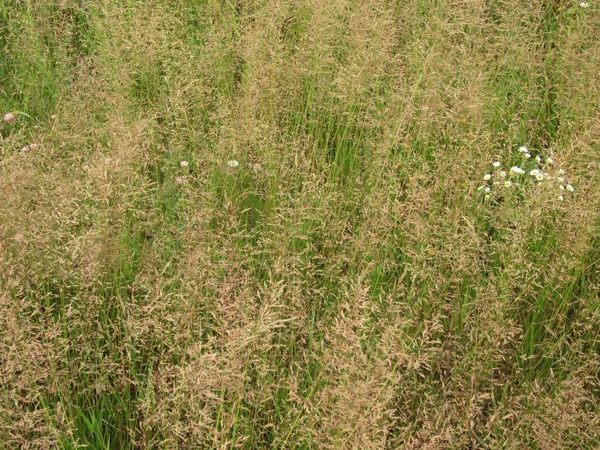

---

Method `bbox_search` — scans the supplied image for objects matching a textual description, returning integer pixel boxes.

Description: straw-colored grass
[1,0,599,448]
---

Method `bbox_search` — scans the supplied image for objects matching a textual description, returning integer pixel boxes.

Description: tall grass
[1,0,599,448]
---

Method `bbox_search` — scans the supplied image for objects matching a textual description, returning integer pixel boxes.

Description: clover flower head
[176,176,184,185]
[227,159,239,167]
[3,112,15,124]
[180,160,189,167]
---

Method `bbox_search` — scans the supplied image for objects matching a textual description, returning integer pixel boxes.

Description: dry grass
[1,0,599,448]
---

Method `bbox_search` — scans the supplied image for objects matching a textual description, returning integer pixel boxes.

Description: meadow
[1,0,599,448]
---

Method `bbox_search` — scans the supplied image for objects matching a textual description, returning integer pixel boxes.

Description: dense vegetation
[1,1,599,448]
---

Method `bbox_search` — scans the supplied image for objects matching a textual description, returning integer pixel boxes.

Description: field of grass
[1,0,599,448]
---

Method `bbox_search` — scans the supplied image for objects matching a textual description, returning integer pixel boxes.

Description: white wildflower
[484,174,492,181]
[566,184,574,192]
[518,146,528,153]
[504,181,512,188]
[227,159,239,167]
[180,160,189,167]
[536,173,544,181]
[477,185,485,191]
[557,177,565,183]
[485,187,491,193]
[493,161,501,167]
[499,171,507,177]
[535,156,542,163]
[560,185,565,190]
[510,166,525,174]
[546,157,553,164]
[558,169,565,175]
[525,153,531,158]
[529,169,539,176]
[580,1,590,7]
[558,195,564,201]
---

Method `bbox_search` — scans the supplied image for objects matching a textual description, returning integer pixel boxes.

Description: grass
[1,0,600,448]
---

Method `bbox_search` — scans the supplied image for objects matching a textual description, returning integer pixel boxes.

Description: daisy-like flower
[485,187,491,193]
[493,161,501,167]
[180,160,189,167]
[518,146,528,153]
[535,156,542,163]
[580,1,590,7]
[483,174,492,181]
[227,159,239,167]
[499,171,507,177]
[530,169,539,176]
[3,112,15,124]
[536,173,544,181]
[525,153,531,158]
[566,184,574,192]
[546,157,553,164]
[510,166,525,174]
[504,181,512,188]
[558,195,564,201]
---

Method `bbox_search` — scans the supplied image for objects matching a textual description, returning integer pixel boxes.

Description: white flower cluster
[478,146,574,201]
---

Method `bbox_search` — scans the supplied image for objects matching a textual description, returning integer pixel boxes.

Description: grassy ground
[1,0,599,448]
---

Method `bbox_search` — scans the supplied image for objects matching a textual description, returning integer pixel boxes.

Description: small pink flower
[180,160,189,167]
[28,143,38,150]
[176,176,184,185]
[4,112,15,124]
